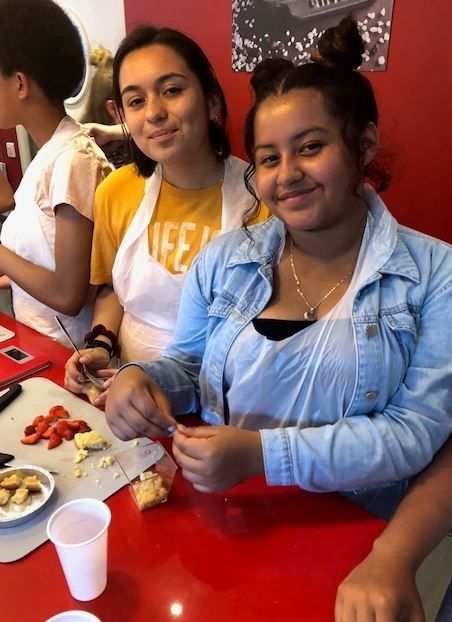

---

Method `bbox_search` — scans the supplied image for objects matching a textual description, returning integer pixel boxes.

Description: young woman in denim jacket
[105,18,452,518]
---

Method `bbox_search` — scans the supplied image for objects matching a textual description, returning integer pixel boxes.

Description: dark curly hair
[0,0,84,105]
[243,17,391,224]
[112,25,231,178]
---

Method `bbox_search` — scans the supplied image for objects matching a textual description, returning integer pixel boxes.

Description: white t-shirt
[0,116,110,344]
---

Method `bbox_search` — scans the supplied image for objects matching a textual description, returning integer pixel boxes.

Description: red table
[0,313,385,622]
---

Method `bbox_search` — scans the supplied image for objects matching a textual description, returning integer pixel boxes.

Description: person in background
[0,0,110,345]
[336,435,452,622]
[104,18,451,521]
[64,25,265,402]
[0,171,13,215]
[80,46,131,169]
[0,171,13,311]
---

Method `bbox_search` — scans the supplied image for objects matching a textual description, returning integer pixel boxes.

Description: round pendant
[304,309,316,321]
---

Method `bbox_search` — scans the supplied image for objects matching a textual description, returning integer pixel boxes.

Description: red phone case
[0,345,51,390]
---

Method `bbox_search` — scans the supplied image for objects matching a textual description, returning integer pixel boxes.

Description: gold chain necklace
[289,238,354,321]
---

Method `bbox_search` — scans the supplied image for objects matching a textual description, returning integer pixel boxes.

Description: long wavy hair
[112,25,231,177]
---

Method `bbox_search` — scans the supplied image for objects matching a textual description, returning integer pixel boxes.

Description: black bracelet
[84,324,120,357]
[85,338,114,359]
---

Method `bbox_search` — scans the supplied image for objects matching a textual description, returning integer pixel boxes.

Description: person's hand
[64,347,113,395]
[172,424,264,493]
[335,548,425,622]
[0,274,10,288]
[105,365,177,440]
[84,122,125,146]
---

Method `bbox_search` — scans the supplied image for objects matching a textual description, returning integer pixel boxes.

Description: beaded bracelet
[84,324,120,358]
[85,338,114,359]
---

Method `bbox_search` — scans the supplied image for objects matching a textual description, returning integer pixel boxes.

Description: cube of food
[74,431,110,450]
[85,382,103,405]
[132,473,168,511]
[11,487,29,505]
[74,448,89,464]
[98,455,115,469]
[0,473,23,490]
[22,475,41,492]
[0,488,10,505]
[74,466,84,478]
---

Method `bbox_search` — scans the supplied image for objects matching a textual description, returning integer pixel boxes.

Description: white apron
[112,156,253,363]
[0,119,94,345]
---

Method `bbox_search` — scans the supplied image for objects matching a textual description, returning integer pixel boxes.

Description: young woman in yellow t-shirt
[65,25,264,402]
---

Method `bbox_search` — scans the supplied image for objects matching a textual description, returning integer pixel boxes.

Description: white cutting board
[0,377,145,562]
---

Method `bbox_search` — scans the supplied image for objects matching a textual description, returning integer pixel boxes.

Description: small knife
[0,383,22,413]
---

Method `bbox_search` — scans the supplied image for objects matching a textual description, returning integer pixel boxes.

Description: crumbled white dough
[140,471,159,482]
[74,449,89,464]
[98,455,115,469]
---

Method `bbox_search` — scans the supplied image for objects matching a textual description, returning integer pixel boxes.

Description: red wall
[124,1,452,242]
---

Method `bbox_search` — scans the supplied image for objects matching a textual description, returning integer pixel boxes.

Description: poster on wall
[232,0,394,72]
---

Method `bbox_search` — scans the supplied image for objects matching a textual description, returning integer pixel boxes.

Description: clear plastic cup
[46,498,111,601]
[45,612,101,622]
[115,440,177,511]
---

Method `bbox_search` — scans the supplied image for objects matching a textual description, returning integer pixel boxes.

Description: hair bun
[89,46,113,69]
[250,58,293,101]
[316,17,364,71]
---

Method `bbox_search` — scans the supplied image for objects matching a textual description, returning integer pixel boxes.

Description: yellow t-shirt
[90,164,144,285]
[90,163,268,285]
[150,176,223,274]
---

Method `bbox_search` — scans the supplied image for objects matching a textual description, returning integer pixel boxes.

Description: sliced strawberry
[48,432,62,449]
[55,421,69,436]
[77,422,92,433]
[44,413,59,423]
[62,428,75,441]
[45,406,69,422]
[65,420,81,430]
[41,426,53,439]
[35,421,50,438]
[32,414,45,426]
[21,432,39,445]
[24,424,36,437]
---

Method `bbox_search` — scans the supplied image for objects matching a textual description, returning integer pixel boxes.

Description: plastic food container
[115,441,177,511]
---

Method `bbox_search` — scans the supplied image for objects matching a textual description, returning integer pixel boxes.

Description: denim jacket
[137,189,452,493]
